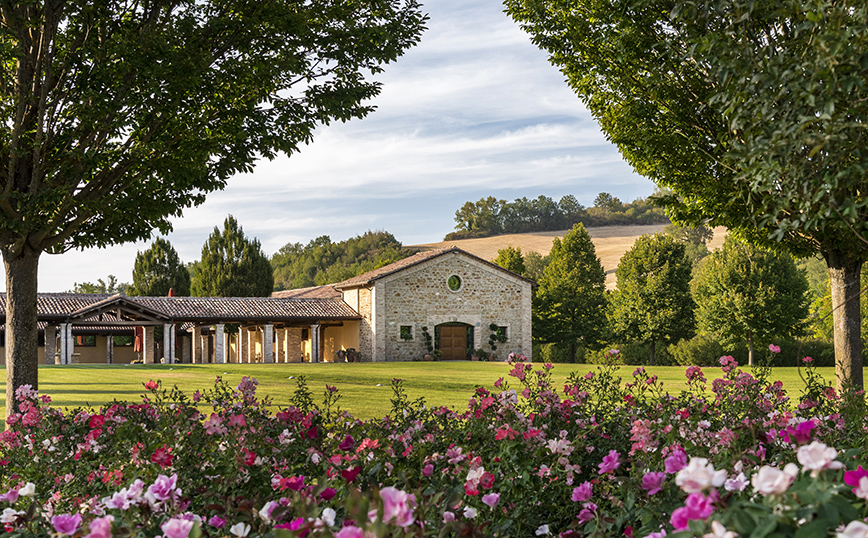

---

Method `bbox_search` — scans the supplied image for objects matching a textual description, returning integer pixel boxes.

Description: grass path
[0,362,848,421]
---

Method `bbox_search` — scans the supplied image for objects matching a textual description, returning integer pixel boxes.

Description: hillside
[413,224,727,289]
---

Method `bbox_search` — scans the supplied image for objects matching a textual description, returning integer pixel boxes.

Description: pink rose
[380,486,416,528]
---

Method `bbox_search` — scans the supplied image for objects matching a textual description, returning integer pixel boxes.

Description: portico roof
[0,293,361,327]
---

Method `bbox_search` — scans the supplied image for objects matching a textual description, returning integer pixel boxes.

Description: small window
[399,325,413,340]
[447,275,462,291]
[113,335,134,347]
[496,326,508,339]
[301,329,310,340]
[75,335,97,347]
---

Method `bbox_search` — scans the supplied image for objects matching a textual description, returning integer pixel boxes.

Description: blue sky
[33,0,655,292]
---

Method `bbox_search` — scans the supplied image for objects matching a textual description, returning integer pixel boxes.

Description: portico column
[58,323,70,365]
[311,323,321,363]
[143,327,156,364]
[215,324,225,364]
[66,325,75,364]
[106,334,114,364]
[247,327,256,363]
[192,327,202,364]
[263,324,274,363]
[44,325,57,365]
[163,323,174,364]
[276,328,285,363]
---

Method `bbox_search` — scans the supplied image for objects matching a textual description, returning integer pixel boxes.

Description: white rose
[751,463,798,495]
[837,520,868,538]
[229,522,251,537]
[703,520,738,538]
[797,442,845,476]
[321,507,336,527]
[463,506,478,519]
[675,457,727,493]
[17,483,35,497]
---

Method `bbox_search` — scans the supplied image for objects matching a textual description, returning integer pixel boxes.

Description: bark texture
[3,246,40,419]
[825,250,864,393]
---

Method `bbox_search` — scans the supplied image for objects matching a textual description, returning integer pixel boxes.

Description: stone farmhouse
[0,247,533,365]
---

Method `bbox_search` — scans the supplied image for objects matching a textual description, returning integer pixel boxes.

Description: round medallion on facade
[447,275,462,292]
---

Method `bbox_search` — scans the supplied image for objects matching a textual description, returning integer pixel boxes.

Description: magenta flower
[208,515,227,528]
[571,481,593,502]
[598,450,620,475]
[664,450,688,473]
[339,435,355,451]
[844,466,868,499]
[85,515,114,538]
[641,472,666,495]
[578,502,597,522]
[422,463,434,477]
[669,492,714,531]
[482,492,500,507]
[51,514,82,536]
[320,487,337,500]
[781,420,815,445]
[335,526,367,538]
[768,344,781,353]
[145,473,180,505]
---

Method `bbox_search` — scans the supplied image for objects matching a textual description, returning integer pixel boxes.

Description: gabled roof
[332,246,536,289]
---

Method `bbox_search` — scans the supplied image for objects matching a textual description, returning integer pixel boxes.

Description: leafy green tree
[0,0,426,412]
[523,251,550,283]
[493,246,526,277]
[505,0,868,389]
[609,234,695,365]
[191,216,273,297]
[271,231,411,290]
[129,238,191,297]
[534,224,608,360]
[693,236,810,365]
[69,275,129,295]
[592,193,622,214]
[664,223,714,266]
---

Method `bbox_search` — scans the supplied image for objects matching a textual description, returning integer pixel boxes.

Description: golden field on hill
[414,224,727,289]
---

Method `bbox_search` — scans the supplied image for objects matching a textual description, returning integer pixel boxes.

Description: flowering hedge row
[1,352,867,537]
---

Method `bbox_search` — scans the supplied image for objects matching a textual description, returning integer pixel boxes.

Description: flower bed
[1,353,867,537]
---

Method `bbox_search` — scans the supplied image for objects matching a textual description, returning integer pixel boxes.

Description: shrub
[668,334,725,366]
[586,341,673,365]
[533,341,584,363]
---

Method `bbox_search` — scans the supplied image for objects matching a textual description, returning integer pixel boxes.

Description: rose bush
[0,353,866,537]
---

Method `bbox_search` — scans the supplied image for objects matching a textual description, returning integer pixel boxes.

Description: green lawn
[0,362,848,421]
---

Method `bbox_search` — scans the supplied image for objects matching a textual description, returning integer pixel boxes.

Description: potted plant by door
[421,326,434,360]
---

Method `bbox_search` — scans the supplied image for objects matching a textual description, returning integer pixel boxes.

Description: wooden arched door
[437,323,472,360]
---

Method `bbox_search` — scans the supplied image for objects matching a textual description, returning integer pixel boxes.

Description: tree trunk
[649,340,656,366]
[747,332,754,366]
[3,246,41,418]
[824,249,864,393]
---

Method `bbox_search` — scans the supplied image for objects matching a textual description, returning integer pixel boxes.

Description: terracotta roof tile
[0,293,360,324]
[271,285,341,300]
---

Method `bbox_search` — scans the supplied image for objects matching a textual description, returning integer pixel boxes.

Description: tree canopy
[693,236,810,365]
[534,223,608,360]
[0,0,426,413]
[608,234,695,365]
[69,275,129,295]
[505,0,868,389]
[447,193,666,240]
[192,216,272,297]
[271,231,413,290]
[493,246,527,277]
[129,238,191,297]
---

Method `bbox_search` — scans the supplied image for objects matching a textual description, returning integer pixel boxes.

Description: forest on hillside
[270,231,416,291]
[446,192,668,240]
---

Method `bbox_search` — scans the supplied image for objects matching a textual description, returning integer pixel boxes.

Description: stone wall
[372,251,532,362]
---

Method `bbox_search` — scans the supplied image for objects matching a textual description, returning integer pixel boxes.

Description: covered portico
[0,293,361,365]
